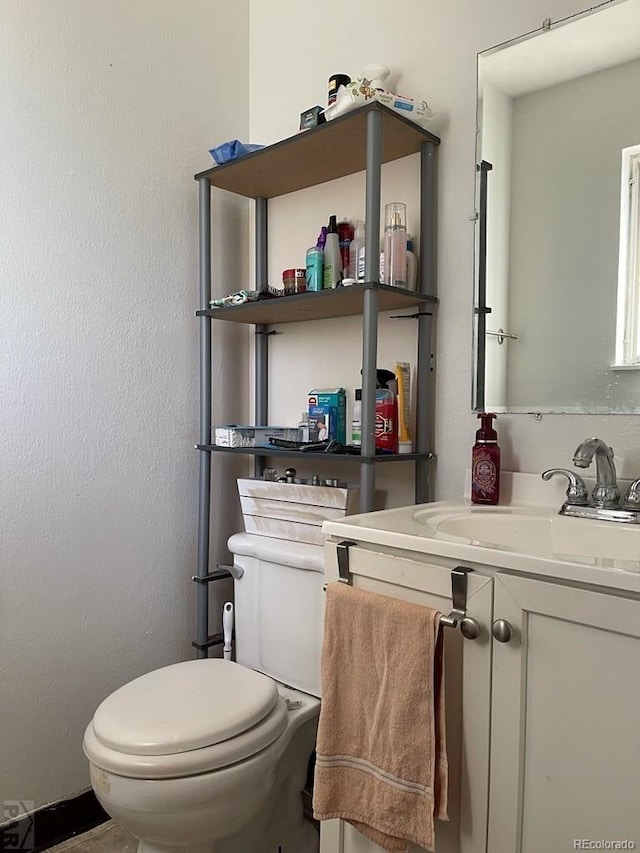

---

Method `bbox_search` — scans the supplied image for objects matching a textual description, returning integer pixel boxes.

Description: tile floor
[47,822,137,853]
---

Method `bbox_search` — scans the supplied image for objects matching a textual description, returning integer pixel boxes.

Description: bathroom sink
[412,505,640,566]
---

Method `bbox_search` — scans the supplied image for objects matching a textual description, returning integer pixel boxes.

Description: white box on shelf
[213,425,298,448]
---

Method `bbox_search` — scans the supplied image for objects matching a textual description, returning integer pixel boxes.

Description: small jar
[328,74,351,106]
[282,268,307,294]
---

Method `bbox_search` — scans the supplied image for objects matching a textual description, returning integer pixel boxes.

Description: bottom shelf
[196,444,434,463]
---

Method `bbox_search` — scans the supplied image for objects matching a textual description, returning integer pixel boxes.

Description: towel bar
[324,543,481,640]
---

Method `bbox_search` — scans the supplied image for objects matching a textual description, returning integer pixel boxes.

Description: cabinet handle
[492,619,513,643]
[460,617,481,640]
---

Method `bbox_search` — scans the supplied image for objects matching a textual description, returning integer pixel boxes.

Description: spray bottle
[471,413,501,505]
[306,227,326,292]
[323,215,342,289]
[337,217,354,279]
[375,369,398,453]
[383,202,407,287]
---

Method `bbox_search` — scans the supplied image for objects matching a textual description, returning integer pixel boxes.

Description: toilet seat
[83,659,289,779]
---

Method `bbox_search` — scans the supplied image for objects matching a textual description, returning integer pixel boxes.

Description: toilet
[83,533,325,853]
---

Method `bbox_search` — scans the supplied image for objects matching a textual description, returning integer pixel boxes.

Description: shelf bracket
[389,311,434,319]
[192,632,224,652]
[192,564,244,585]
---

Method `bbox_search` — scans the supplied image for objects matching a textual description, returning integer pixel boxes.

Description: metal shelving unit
[193,102,440,656]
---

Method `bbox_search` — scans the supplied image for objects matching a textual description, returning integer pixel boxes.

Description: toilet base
[136,816,319,853]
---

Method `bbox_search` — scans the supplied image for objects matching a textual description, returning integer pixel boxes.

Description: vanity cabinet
[488,573,640,853]
[321,540,640,853]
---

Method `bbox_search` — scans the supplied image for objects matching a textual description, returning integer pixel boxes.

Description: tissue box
[213,425,298,448]
[237,478,359,545]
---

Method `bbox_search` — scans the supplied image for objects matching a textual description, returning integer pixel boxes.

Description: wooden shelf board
[197,283,436,325]
[195,103,440,199]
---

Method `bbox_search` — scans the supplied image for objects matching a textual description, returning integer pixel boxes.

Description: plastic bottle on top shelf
[406,236,418,291]
[306,228,326,292]
[337,218,354,279]
[383,202,407,288]
[348,220,366,281]
[323,215,342,289]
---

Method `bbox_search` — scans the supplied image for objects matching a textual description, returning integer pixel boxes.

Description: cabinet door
[488,573,640,853]
[320,544,493,853]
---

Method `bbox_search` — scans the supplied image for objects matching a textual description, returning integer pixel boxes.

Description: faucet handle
[541,468,589,505]
[623,478,640,508]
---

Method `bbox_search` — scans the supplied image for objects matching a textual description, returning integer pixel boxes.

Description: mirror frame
[472,0,635,414]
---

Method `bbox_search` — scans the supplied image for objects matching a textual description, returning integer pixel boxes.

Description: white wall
[249,0,640,497]
[0,0,249,810]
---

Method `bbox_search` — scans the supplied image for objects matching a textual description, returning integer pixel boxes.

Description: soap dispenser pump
[471,413,500,505]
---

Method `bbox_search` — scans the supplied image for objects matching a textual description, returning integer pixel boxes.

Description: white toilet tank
[227,533,325,697]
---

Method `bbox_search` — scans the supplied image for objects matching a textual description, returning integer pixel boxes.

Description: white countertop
[323,473,640,596]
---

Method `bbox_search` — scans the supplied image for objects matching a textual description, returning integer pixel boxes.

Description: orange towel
[313,583,448,853]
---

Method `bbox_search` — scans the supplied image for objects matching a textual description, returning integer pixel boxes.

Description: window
[614,144,640,366]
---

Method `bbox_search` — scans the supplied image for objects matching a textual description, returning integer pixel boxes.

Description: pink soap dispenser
[471,413,500,505]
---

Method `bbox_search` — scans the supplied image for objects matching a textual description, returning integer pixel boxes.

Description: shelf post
[360,109,383,513]
[255,196,268,478]
[415,140,438,503]
[196,177,213,658]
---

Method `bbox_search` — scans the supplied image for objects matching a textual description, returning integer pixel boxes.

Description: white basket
[237,478,360,545]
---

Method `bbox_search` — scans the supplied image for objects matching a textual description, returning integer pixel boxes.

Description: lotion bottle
[351,389,362,446]
[306,228,326,292]
[471,413,500,505]
[406,236,418,291]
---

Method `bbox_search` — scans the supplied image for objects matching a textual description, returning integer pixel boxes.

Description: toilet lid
[84,696,289,779]
[92,659,279,755]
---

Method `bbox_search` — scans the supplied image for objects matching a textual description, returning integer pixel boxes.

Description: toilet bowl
[84,534,326,853]
[83,660,320,853]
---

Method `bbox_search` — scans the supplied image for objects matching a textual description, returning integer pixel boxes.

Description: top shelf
[194,103,440,200]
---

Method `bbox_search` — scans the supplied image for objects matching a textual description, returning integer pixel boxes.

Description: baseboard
[0,790,108,853]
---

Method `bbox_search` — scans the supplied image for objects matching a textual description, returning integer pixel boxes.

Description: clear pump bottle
[383,202,407,287]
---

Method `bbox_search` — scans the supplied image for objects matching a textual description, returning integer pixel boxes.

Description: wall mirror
[473,0,640,413]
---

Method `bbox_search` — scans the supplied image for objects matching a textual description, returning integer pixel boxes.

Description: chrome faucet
[542,438,640,524]
[572,437,620,507]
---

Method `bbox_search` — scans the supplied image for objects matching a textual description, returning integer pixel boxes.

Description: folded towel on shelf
[313,582,448,853]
